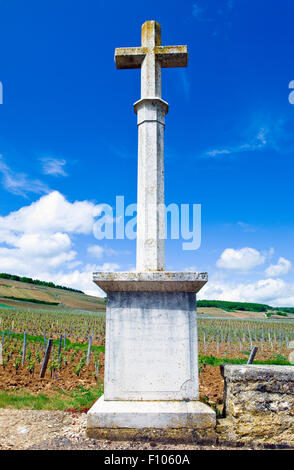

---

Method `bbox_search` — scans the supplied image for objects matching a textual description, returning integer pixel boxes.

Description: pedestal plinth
[86,272,216,442]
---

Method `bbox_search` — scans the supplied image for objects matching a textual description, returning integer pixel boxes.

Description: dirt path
[0,409,246,450]
[0,409,85,450]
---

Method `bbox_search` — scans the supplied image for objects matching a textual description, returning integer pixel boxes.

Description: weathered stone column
[135,97,168,271]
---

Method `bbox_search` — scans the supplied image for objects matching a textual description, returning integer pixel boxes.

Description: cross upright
[115,20,188,272]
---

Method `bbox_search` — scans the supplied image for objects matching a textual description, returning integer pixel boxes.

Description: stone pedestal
[86,272,216,441]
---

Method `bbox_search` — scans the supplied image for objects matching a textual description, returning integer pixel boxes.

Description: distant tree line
[0,273,84,294]
[0,295,60,305]
[277,307,294,314]
[197,300,272,312]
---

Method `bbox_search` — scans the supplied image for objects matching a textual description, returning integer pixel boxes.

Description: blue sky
[0,0,294,305]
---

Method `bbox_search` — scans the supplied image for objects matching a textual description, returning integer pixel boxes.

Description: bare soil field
[0,350,105,395]
[197,307,266,319]
[0,354,221,406]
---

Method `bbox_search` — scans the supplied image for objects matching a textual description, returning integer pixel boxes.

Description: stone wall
[217,365,294,447]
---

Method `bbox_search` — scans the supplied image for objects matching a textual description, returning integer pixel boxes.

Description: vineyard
[0,306,293,409]
[198,317,294,361]
[0,308,106,409]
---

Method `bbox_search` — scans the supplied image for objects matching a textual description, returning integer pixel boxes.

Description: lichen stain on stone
[219,365,294,447]
[142,21,161,47]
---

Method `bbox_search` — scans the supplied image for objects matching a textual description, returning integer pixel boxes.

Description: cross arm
[155,45,188,68]
[115,47,146,69]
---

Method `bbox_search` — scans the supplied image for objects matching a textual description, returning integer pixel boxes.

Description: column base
[86,395,216,443]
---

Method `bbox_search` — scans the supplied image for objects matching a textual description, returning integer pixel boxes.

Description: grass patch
[0,384,104,411]
[199,354,290,369]
[275,311,288,317]
[0,330,105,354]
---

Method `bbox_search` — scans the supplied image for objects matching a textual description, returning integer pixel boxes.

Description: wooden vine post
[40,338,53,378]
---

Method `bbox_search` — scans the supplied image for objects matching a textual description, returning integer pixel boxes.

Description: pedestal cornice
[93,271,208,293]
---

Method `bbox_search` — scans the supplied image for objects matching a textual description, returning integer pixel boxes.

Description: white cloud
[104,247,120,256]
[87,245,104,259]
[183,266,199,272]
[265,257,292,277]
[51,268,103,297]
[15,232,71,257]
[0,155,49,197]
[0,236,76,275]
[237,221,256,232]
[0,191,110,293]
[199,277,294,307]
[0,190,103,237]
[94,262,120,272]
[51,263,120,297]
[205,128,268,158]
[203,116,290,160]
[216,247,265,271]
[40,157,67,177]
[87,245,119,259]
[268,247,275,259]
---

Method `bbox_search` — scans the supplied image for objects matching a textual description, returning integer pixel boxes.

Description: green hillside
[0,272,84,293]
[197,300,294,318]
[0,274,105,312]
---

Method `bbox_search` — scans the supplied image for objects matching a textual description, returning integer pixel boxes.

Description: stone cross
[115,21,188,272]
[88,21,212,439]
